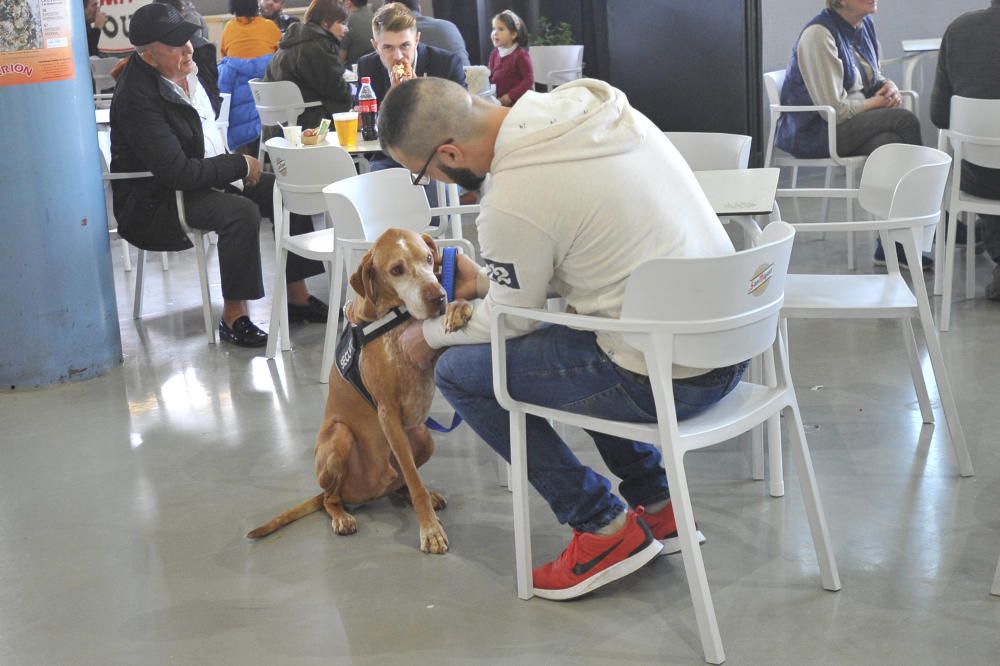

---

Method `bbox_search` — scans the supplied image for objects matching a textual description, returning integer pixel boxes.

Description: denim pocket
[561,382,657,423]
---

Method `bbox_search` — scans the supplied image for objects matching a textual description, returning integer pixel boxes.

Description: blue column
[0,1,122,390]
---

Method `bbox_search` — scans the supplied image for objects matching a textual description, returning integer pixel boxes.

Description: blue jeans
[435,325,748,533]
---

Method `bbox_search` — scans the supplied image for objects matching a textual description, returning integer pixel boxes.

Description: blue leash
[425,246,464,433]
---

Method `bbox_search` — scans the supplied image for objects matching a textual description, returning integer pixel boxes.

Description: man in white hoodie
[378,77,743,600]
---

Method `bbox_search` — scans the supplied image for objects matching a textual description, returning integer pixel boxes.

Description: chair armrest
[103,170,154,181]
[788,213,938,234]
[547,66,583,77]
[770,104,842,161]
[302,101,323,109]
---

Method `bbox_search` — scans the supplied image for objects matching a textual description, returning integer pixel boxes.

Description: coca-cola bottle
[358,76,379,141]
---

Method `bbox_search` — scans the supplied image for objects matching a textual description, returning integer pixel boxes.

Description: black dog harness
[335,306,411,408]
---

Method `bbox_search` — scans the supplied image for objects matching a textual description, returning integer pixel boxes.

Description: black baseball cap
[128,3,199,47]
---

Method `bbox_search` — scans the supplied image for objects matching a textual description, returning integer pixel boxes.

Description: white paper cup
[351,64,358,77]
[282,125,302,146]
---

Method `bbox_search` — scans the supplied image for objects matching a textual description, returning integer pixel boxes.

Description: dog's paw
[331,513,358,535]
[420,521,449,554]
[442,300,473,333]
[429,490,447,510]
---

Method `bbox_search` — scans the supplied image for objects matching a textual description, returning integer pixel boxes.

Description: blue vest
[775,10,882,158]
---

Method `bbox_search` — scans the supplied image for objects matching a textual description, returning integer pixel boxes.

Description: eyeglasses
[411,138,453,186]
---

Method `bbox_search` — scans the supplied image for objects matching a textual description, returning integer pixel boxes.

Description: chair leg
[661,445,725,665]
[845,166,856,271]
[320,246,348,384]
[132,249,146,319]
[161,252,170,271]
[940,207,961,331]
[901,318,934,424]
[934,208,947,296]
[509,409,534,601]
[992,552,1000,596]
[820,167,832,224]
[765,318,788,487]
[193,233,215,344]
[906,239,974,476]
[750,355,765,481]
[498,457,513,490]
[763,344,784,498]
[918,310,974,476]
[265,247,291,358]
[966,211,976,300]
[782,400,842,592]
[121,239,132,272]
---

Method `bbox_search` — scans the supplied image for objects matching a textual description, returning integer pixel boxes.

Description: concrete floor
[2,211,1000,665]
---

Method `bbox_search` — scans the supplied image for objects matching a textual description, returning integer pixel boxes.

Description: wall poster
[0,0,74,86]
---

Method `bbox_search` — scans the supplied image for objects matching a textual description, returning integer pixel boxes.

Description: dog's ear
[349,252,380,320]
[422,233,439,262]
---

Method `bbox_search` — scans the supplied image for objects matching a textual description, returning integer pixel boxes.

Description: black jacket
[264,21,353,129]
[356,42,467,103]
[109,54,249,252]
[193,40,223,118]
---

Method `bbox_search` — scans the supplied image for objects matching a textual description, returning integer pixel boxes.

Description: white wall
[761,0,987,144]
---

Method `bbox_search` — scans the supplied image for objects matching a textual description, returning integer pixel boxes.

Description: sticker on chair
[749,263,774,296]
[276,158,287,177]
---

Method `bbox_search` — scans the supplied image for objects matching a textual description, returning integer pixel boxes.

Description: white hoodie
[423,79,734,377]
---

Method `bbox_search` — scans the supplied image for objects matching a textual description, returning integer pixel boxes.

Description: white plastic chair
[934,96,1000,331]
[528,45,583,91]
[262,138,358,365]
[318,168,477,383]
[664,132,751,171]
[216,92,232,153]
[764,69,869,269]
[248,79,322,168]
[89,55,118,92]
[490,221,839,665]
[775,143,973,478]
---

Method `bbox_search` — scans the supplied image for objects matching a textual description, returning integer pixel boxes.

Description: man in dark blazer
[356,2,465,186]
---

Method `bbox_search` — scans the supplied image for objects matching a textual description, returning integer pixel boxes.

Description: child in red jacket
[488,9,534,106]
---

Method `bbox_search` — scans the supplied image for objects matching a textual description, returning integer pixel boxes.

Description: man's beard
[439,164,486,191]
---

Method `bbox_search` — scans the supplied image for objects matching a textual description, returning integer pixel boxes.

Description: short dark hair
[378,78,421,153]
[229,0,259,19]
[493,9,529,48]
[305,0,347,27]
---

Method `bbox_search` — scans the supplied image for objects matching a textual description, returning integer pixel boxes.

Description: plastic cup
[333,112,358,147]
[351,63,359,77]
[282,125,302,146]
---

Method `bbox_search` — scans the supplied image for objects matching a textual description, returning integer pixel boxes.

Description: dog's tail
[246,494,324,539]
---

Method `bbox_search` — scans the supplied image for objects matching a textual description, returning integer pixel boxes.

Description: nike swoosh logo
[571,540,622,576]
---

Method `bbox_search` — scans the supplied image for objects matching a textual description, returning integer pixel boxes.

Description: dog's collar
[357,306,411,345]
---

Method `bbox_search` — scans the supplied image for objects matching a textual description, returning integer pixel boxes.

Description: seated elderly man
[380,77,743,600]
[110,3,328,347]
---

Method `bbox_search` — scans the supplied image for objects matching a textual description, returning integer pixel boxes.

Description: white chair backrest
[763,70,785,108]
[621,221,795,369]
[858,144,949,221]
[90,56,118,90]
[529,45,584,88]
[323,168,432,241]
[664,132,752,171]
[950,96,1000,170]
[265,138,357,216]
[249,79,307,126]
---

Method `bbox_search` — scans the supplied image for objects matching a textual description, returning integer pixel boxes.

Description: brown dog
[247,229,471,553]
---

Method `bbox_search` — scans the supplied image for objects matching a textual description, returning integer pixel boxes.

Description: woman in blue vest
[777,0,927,269]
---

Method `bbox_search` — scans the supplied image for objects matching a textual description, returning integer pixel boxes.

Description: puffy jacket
[265,21,353,129]
[109,55,248,251]
[218,53,272,150]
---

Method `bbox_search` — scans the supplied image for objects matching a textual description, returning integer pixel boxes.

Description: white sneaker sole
[659,529,706,557]
[532,539,663,601]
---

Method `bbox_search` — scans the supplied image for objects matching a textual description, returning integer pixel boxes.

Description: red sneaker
[640,500,706,556]
[532,508,663,601]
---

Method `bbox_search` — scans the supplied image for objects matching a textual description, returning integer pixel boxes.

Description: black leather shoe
[288,295,329,323]
[219,316,268,347]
